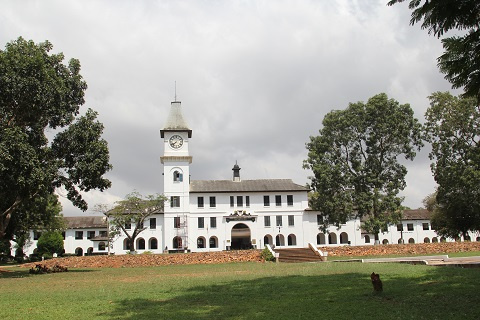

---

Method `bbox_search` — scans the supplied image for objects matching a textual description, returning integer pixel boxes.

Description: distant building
[13,101,480,256]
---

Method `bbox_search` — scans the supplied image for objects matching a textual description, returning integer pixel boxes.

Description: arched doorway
[75,247,83,256]
[340,232,349,244]
[231,223,251,249]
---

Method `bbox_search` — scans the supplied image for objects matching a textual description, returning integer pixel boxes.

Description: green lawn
[1,261,479,320]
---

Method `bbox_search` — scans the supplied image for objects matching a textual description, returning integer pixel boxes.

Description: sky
[1,0,459,216]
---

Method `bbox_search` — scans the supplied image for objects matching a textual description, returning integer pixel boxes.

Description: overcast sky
[1,0,459,216]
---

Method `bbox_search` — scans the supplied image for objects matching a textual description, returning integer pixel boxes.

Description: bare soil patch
[21,250,263,269]
[321,241,480,257]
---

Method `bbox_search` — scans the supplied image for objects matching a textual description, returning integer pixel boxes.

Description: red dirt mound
[20,242,480,269]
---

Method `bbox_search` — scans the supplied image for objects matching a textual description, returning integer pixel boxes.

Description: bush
[36,231,64,256]
[261,247,275,262]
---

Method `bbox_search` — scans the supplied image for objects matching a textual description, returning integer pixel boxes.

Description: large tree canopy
[97,192,166,252]
[424,92,480,236]
[388,0,480,101]
[0,37,112,240]
[304,93,423,241]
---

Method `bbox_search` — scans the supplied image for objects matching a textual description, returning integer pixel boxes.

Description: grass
[1,261,480,320]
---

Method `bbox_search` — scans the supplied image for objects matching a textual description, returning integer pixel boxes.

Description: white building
[13,100,480,257]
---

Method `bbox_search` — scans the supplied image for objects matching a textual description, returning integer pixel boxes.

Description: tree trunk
[128,237,135,253]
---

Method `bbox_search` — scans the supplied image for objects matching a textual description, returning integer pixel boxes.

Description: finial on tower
[174,81,177,102]
[232,161,241,182]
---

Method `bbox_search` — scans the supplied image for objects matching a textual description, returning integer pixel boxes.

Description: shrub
[36,231,64,256]
[261,247,275,262]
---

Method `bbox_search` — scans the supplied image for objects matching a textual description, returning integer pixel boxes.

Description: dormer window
[173,171,183,182]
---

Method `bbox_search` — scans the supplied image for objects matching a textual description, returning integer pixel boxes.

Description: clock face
[169,134,183,149]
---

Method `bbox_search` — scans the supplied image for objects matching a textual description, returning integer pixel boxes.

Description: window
[237,196,243,207]
[197,197,204,208]
[174,217,180,228]
[407,223,414,231]
[98,242,106,251]
[137,221,144,229]
[150,218,156,229]
[287,195,293,206]
[87,231,95,239]
[171,196,180,208]
[61,232,65,240]
[397,224,403,231]
[276,215,283,227]
[34,231,42,240]
[198,217,205,229]
[264,216,271,227]
[364,235,370,243]
[275,195,282,206]
[125,222,131,230]
[264,195,270,207]
[422,223,429,230]
[317,215,323,226]
[75,231,83,240]
[209,196,216,208]
[99,231,107,237]
[245,196,250,207]
[173,171,183,182]
[210,217,217,228]
[288,215,294,226]
[230,196,234,207]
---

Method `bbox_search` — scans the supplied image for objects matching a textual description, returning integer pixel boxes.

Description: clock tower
[160,100,192,250]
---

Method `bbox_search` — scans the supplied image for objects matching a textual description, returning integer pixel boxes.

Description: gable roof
[190,179,309,193]
[402,209,431,220]
[64,216,107,229]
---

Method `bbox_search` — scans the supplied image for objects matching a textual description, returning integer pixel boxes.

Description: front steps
[275,247,324,263]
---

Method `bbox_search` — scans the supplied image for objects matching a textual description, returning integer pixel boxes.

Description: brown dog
[371,272,383,292]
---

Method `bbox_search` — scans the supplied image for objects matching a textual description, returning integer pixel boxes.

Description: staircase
[275,247,324,263]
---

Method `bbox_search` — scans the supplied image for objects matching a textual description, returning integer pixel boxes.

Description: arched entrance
[231,223,251,250]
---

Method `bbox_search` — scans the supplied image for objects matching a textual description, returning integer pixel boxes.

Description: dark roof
[402,209,431,220]
[190,179,309,193]
[160,101,192,138]
[64,216,107,229]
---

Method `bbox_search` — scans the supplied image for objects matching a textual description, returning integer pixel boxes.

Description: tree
[0,37,112,241]
[36,231,64,257]
[423,191,468,239]
[388,0,480,102]
[11,193,64,256]
[98,192,166,252]
[424,92,480,236]
[304,93,423,242]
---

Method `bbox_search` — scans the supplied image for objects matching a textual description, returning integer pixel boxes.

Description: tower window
[173,171,183,182]
[174,217,180,228]
[171,196,180,208]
